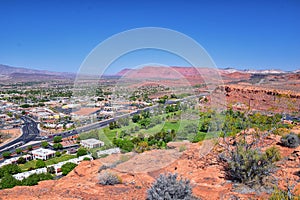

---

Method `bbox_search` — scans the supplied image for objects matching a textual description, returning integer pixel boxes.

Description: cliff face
[220,84,300,114]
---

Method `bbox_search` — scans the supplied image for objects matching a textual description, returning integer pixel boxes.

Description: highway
[0,116,40,153]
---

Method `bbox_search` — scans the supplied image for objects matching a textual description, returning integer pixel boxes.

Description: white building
[80,138,104,149]
[31,148,56,160]
[97,147,120,157]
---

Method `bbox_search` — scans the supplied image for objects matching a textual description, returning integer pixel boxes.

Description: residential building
[31,148,56,160]
[80,138,104,149]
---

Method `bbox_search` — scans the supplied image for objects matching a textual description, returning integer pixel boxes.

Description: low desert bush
[147,173,198,200]
[264,146,281,163]
[179,145,187,152]
[269,188,300,200]
[280,133,300,148]
[98,172,122,185]
[220,139,281,188]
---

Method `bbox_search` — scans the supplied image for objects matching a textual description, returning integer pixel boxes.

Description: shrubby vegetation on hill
[98,172,122,185]
[147,173,198,200]
[280,133,300,148]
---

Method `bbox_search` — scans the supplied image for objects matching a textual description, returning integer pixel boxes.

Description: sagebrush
[98,172,121,185]
[147,173,199,200]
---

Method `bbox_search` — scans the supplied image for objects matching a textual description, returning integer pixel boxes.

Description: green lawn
[79,110,198,142]
[45,154,76,165]
[19,154,76,171]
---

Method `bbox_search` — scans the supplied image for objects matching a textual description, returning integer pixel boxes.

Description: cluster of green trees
[76,148,87,157]
[165,103,180,113]
[158,95,169,104]
[0,173,53,189]
[131,111,152,128]
[113,130,176,153]
[53,136,63,150]
[109,117,131,130]
[0,164,22,179]
[61,162,77,175]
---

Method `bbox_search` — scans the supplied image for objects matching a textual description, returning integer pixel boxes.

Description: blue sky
[0,0,299,74]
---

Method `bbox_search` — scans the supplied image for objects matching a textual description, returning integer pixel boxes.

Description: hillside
[1,133,300,200]
[0,64,75,83]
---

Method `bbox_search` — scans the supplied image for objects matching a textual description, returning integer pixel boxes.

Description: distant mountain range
[0,64,75,83]
[116,66,298,77]
[0,64,299,83]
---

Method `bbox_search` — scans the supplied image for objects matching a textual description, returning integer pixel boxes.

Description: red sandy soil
[0,128,21,145]
[72,108,100,116]
[2,128,300,200]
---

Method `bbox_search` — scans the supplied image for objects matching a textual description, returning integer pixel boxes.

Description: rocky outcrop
[219,84,300,113]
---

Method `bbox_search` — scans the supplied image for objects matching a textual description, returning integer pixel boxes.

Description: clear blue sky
[0,0,299,73]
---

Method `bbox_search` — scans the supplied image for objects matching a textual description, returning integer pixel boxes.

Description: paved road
[0,116,40,153]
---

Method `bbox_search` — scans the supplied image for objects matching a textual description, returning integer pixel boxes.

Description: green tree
[17,157,26,164]
[15,148,22,154]
[27,145,33,151]
[2,151,11,159]
[22,173,53,186]
[53,136,62,143]
[139,118,151,128]
[132,114,141,123]
[61,162,77,175]
[55,151,61,157]
[53,143,63,150]
[41,141,49,148]
[0,164,21,178]
[35,159,46,168]
[47,166,55,174]
[0,174,20,189]
[141,110,150,119]
[76,148,87,157]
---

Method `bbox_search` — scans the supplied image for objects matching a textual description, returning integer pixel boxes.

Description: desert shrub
[147,173,195,200]
[269,188,300,200]
[98,172,122,185]
[98,165,109,173]
[265,146,281,163]
[135,141,149,153]
[280,133,300,148]
[223,144,276,187]
[179,145,187,152]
